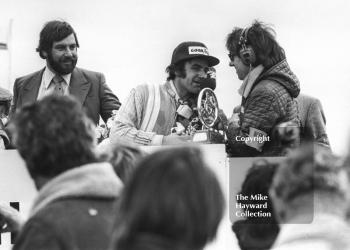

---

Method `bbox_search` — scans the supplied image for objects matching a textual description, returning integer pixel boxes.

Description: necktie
[51,75,65,95]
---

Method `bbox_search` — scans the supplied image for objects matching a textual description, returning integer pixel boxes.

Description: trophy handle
[197,88,219,128]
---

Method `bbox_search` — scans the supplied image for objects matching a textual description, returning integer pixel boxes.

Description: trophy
[171,67,225,143]
[191,87,225,143]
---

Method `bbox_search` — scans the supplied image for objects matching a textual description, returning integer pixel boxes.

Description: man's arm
[0,120,10,149]
[305,98,330,147]
[226,88,280,157]
[98,73,122,123]
[109,86,163,145]
[9,79,19,120]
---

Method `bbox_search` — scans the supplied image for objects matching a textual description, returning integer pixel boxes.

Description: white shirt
[37,66,72,100]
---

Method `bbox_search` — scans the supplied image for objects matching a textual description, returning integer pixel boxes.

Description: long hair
[226,20,285,68]
[111,146,225,250]
[165,60,186,81]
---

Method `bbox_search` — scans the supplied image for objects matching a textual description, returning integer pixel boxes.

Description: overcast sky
[0,0,349,154]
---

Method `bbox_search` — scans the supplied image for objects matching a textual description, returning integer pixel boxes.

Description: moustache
[61,56,77,62]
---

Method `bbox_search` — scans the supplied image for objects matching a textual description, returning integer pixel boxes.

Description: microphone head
[193,67,216,90]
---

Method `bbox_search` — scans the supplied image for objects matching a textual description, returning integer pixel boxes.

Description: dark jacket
[13,162,123,250]
[296,94,330,148]
[10,67,121,125]
[226,59,300,157]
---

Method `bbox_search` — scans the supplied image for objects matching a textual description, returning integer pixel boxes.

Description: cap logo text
[188,46,209,56]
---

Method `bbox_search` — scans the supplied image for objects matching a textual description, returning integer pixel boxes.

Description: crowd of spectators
[0,91,349,250]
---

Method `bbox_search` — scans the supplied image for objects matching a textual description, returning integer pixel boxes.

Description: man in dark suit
[296,93,330,148]
[10,20,121,125]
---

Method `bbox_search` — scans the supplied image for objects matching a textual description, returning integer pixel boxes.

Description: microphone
[193,67,216,90]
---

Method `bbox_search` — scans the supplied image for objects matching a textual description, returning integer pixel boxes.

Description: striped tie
[52,75,65,95]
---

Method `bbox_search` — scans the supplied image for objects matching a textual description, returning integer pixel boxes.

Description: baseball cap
[170,41,220,67]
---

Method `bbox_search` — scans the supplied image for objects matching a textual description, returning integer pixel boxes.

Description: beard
[47,53,78,75]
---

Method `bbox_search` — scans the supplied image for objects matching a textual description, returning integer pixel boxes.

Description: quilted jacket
[226,59,300,157]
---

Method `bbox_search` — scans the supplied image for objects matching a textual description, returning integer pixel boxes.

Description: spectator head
[98,141,146,183]
[9,95,97,187]
[0,86,12,118]
[111,146,225,250]
[232,160,279,250]
[270,145,349,223]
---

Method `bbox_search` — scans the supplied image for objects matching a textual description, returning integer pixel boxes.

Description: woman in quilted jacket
[225,20,300,157]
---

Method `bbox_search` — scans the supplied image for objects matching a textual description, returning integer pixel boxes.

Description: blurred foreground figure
[8,95,123,250]
[97,141,146,183]
[110,147,225,250]
[225,20,300,156]
[232,160,279,250]
[270,145,350,250]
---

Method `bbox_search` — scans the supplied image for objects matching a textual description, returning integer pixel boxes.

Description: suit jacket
[296,93,330,148]
[10,67,121,125]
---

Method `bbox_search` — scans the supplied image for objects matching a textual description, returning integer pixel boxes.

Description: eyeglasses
[228,52,235,61]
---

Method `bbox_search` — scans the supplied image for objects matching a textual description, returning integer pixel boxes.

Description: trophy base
[192,130,225,144]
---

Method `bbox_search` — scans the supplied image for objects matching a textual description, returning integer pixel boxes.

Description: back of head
[98,141,146,183]
[270,144,349,223]
[9,95,97,180]
[232,160,279,250]
[36,20,79,59]
[112,146,225,250]
[0,86,12,116]
[226,20,285,68]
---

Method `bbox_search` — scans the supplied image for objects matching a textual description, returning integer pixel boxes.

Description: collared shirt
[37,66,72,100]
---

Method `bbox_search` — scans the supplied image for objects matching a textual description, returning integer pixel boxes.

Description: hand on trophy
[162,133,193,145]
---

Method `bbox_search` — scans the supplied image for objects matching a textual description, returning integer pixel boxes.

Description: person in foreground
[270,145,350,250]
[110,146,225,250]
[8,95,123,250]
[232,160,280,250]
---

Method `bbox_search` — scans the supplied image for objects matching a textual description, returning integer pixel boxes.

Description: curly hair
[165,60,186,81]
[10,95,97,179]
[36,20,80,59]
[111,146,225,250]
[270,144,349,222]
[226,20,285,68]
[271,145,347,203]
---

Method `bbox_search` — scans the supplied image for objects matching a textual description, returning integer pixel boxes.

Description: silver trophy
[191,88,224,143]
